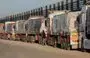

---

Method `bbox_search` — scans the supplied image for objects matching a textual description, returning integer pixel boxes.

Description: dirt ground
[0,39,90,58]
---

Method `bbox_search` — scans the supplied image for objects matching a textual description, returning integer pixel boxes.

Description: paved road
[0,39,90,58]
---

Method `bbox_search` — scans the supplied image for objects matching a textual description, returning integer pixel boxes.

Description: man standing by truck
[41,30,47,45]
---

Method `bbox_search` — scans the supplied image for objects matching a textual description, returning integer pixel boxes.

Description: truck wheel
[29,36,32,43]
[24,38,27,42]
[31,36,35,43]
[54,40,57,47]
[81,45,86,52]
[8,38,10,40]
[66,45,72,50]
[26,37,29,42]
[27,36,31,42]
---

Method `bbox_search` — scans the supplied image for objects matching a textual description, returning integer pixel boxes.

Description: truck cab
[5,21,16,40]
[41,11,80,49]
[78,4,90,50]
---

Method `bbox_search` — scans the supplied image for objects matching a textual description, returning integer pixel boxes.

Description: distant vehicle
[14,20,26,41]
[24,16,45,43]
[0,23,7,39]
[5,21,16,40]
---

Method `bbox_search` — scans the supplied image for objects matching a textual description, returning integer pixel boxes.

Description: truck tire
[54,40,57,47]
[66,45,72,50]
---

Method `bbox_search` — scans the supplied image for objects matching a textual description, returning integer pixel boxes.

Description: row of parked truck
[0,1,90,51]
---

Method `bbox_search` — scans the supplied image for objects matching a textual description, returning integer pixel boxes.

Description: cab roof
[28,16,45,20]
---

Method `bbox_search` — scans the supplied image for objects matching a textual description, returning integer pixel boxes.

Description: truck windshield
[53,14,67,34]
[28,19,41,33]
[86,7,90,39]
[6,24,12,32]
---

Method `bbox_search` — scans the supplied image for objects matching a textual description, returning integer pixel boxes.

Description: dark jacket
[42,31,46,38]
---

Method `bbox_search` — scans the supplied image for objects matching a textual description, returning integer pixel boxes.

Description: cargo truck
[14,20,26,41]
[77,0,90,51]
[24,16,45,43]
[0,23,7,39]
[5,21,16,40]
[40,11,80,49]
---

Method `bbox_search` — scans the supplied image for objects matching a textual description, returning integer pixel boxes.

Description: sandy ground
[0,39,90,58]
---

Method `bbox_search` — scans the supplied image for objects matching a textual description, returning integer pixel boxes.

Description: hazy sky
[0,0,62,18]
